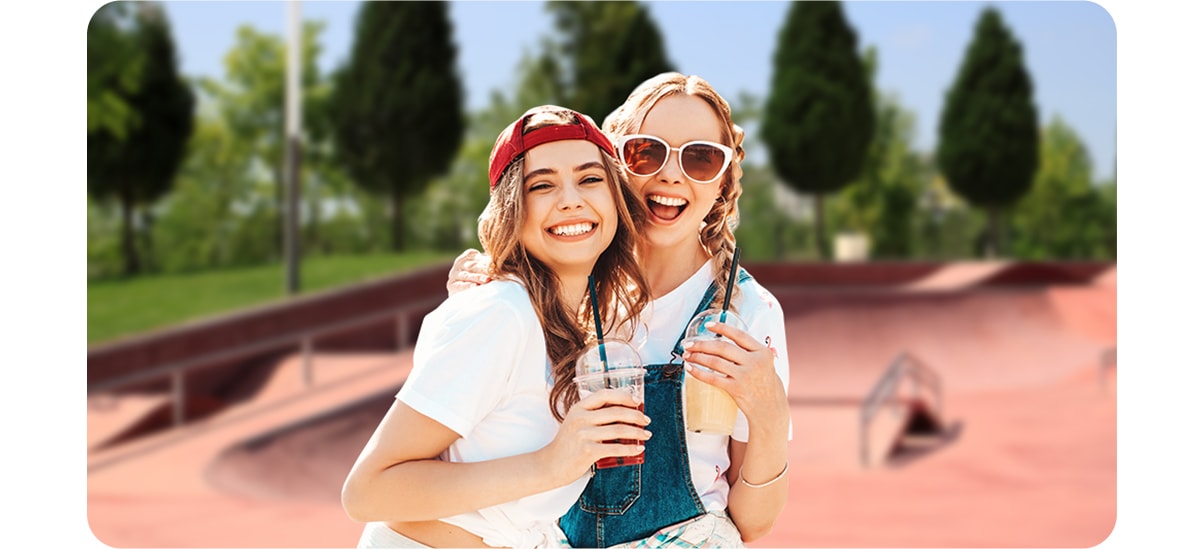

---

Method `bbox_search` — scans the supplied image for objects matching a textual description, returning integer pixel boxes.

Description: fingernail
[643,415,651,424]
[683,340,695,349]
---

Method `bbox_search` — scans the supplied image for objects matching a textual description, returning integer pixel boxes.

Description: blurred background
[87,0,1116,346]
[85,2,1119,548]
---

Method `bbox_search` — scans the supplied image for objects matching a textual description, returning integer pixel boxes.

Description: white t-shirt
[396,280,590,549]
[628,260,792,513]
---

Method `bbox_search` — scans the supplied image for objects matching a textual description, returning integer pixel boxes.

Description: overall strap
[670,267,753,361]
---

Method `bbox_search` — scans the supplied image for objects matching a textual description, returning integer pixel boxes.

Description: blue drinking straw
[588,274,609,372]
[720,247,741,324]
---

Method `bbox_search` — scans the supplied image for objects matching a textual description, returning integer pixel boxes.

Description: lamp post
[283,0,302,294]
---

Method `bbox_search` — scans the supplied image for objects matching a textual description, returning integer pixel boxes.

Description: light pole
[283,0,302,294]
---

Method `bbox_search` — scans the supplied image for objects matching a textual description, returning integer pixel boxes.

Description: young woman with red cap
[447,73,792,548]
[342,105,653,548]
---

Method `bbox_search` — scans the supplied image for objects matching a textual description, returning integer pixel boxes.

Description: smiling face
[518,139,619,279]
[628,94,728,253]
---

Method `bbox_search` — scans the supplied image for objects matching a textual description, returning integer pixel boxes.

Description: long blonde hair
[603,72,746,310]
[478,107,651,420]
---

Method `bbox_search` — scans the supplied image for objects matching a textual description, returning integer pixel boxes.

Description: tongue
[649,202,684,221]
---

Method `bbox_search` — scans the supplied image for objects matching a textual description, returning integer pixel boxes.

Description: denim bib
[559,268,751,547]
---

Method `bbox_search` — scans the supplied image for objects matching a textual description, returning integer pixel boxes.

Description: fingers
[587,423,652,444]
[446,249,491,296]
[701,321,760,350]
[680,339,742,375]
[569,390,651,441]
[557,394,651,467]
[576,388,644,413]
[685,361,736,390]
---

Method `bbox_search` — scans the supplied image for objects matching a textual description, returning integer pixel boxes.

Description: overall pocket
[577,461,641,515]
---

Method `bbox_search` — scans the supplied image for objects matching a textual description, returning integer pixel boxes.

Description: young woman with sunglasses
[343,105,655,548]
[447,73,791,548]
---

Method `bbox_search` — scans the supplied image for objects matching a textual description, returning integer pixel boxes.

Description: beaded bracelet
[739,461,790,488]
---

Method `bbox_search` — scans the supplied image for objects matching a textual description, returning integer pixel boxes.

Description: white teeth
[550,223,594,236]
[649,195,687,207]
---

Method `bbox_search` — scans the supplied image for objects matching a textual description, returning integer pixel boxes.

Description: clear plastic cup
[574,339,645,468]
[682,308,747,435]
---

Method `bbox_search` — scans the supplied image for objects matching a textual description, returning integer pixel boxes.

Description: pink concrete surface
[87,263,1116,548]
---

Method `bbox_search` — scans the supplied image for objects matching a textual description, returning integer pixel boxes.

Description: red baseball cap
[487,106,617,190]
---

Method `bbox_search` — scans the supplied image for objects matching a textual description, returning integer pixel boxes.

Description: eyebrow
[523,161,606,183]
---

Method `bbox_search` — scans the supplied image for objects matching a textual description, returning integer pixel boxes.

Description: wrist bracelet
[739,461,789,488]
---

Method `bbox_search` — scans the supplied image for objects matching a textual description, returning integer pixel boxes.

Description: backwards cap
[487,105,617,190]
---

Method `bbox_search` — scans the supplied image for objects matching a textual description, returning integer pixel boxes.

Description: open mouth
[548,222,597,237]
[647,194,687,222]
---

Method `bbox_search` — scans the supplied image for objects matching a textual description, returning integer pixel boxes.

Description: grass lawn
[88,251,457,346]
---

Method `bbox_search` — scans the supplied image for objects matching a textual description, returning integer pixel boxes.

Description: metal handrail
[87,296,444,427]
[859,352,942,467]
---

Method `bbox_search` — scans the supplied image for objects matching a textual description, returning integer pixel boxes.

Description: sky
[156,0,1118,180]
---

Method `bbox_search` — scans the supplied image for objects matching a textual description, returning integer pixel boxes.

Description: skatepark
[86,260,1116,548]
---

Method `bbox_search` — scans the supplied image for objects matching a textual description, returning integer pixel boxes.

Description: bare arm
[341,390,651,523]
[682,322,790,541]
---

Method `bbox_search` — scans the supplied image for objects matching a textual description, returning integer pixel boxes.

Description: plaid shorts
[607,511,745,549]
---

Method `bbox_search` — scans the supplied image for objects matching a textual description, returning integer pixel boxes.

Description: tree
[329,1,465,252]
[88,1,195,276]
[546,0,675,124]
[936,6,1039,258]
[1009,117,1114,259]
[761,1,874,259]
[831,47,927,259]
[196,21,328,262]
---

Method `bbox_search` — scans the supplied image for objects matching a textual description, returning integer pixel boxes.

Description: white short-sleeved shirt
[396,280,589,549]
[628,261,792,513]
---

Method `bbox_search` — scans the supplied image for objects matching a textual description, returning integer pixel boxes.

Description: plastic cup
[682,308,747,436]
[574,339,645,469]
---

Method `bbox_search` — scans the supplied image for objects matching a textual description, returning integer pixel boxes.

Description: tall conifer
[761,1,874,259]
[547,0,674,124]
[937,7,1039,257]
[329,1,465,251]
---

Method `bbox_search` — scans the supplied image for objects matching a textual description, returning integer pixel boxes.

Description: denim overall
[560,269,752,548]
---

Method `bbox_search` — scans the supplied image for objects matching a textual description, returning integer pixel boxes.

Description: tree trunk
[120,195,141,276]
[773,214,784,260]
[274,166,284,262]
[985,205,999,259]
[391,187,405,252]
[140,206,156,273]
[813,193,828,260]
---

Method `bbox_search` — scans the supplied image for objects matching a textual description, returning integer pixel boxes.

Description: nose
[659,148,685,184]
[558,181,585,210]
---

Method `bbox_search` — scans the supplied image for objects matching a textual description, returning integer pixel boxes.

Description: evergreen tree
[328,1,465,251]
[936,6,1039,258]
[761,1,874,259]
[547,0,675,124]
[88,1,195,276]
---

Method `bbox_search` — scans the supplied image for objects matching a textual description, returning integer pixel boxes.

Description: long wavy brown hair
[602,72,747,311]
[478,107,651,421]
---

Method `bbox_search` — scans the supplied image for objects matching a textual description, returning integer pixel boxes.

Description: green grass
[87,251,457,346]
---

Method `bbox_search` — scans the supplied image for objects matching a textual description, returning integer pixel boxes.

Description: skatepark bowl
[86,261,1117,548]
